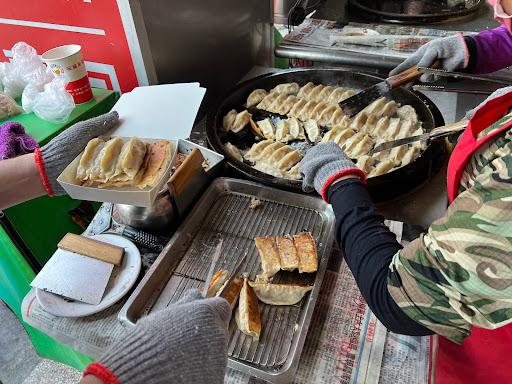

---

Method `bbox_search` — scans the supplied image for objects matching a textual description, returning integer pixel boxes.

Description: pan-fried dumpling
[303,119,321,142]
[222,109,238,132]
[285,162,301,180]
[389,144,409,166]
[89,136,125,182]
[256,119,276,139]
[235,278,261,340]
[378,101,398,118]
[317,86,333,103]
[340,89,355,101]
[256,92,280,110]
[346,135,375,158]
[370,116,390,138]
[342,132,364,154]
[217,275,244,311]
[294,232,318,273]
[111,136,147,181]
[401,146,421,166]
[276,235,299,271]
[200,270,229,298]
[318,105,338,126]
[275,120,293,143]
[356,155,374,175]
[307,84,324,101]
[256,142,285,162]
[224,142,243,162]
[231,110,252,133]
[397,120,414,139]
[368,159,395,177]
[334,128,357,147]
[309,102,328,121]
[248,282,313,305]
[245,89,268,108]
[288,98,307,117]
[327,87,345,104]
[277,95,298,115]
[76,138,105,182]
[277,150,302,172]
[244,140,274,162]
[383,118,402,140]
[268,146,294,165]
[270,82,299,95]
[397,105,419,125]
[322,124,346,143]
[327,108,347,127]
[255,235,281,282]
[266,94,288,114]
[296,100,318,121]
[363,97,387,116]
[360,114,379,135]
[411,128,427,150]
[254,162,283,178]
[288,117,306,140]
[348,112,368,131]
[297,82,315,99]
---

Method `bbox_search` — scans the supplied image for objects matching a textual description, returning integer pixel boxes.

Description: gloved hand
[83,289,231,384]
[463,86,512,120]
[34,111,119,196]
[299,142,365,202]
[389,34,468,82]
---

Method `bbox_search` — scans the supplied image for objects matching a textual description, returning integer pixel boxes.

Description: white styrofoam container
[56,83,206,207]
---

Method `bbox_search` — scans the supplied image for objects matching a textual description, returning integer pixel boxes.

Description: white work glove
[389,34,468,82]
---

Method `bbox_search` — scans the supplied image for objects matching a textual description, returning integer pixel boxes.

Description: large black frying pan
[206,68,445,202]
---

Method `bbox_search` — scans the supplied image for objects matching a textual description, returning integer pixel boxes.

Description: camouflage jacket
[388,112,512,344]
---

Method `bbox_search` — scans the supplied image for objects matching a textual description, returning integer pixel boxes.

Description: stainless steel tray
[119,177,335,383]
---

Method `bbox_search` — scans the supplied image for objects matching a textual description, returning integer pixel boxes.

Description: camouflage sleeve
[388,126,512,344]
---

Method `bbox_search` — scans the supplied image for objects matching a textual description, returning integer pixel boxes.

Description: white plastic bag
[32,77,75,124]
[2,42,54,100]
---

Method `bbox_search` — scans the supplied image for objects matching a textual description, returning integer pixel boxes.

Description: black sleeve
[462,35,477,74]
[327,178,434,336]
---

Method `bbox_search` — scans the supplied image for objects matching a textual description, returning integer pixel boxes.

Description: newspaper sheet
[281,18,476,59]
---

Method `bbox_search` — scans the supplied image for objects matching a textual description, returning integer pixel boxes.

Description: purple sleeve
[472,24,512,73]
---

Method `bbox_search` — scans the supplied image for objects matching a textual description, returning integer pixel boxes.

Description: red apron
[435,92,512,384]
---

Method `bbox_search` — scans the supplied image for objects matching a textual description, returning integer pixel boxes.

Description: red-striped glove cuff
[320,168,366,203]
[83,362,120,384]
[34,148,54,197]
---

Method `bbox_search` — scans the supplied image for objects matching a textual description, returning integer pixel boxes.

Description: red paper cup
[42,45,94,104]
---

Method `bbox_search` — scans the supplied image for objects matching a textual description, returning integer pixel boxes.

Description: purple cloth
[0,121,39,160]
[471,24,512,74]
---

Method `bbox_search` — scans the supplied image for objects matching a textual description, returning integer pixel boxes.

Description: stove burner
[348,0,484,24]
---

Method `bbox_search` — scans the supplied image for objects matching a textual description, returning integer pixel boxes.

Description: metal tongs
[412,67,512,95]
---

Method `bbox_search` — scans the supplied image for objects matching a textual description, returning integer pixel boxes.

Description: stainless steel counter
[275,0,500,72]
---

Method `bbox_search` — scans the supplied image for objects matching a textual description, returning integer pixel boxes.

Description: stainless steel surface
[275,0,499,71]
[119,177,335,383]
[202,240,223,298]
[418,67,512,85]
[412,84,495,94]
[138,0,274,120]
[115,140,225,232]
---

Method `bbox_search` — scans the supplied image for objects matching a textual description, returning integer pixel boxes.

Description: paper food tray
[56,83,206,207]
[58,138,177,207]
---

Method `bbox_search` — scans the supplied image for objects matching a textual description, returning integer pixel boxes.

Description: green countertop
[6,88,119,145]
